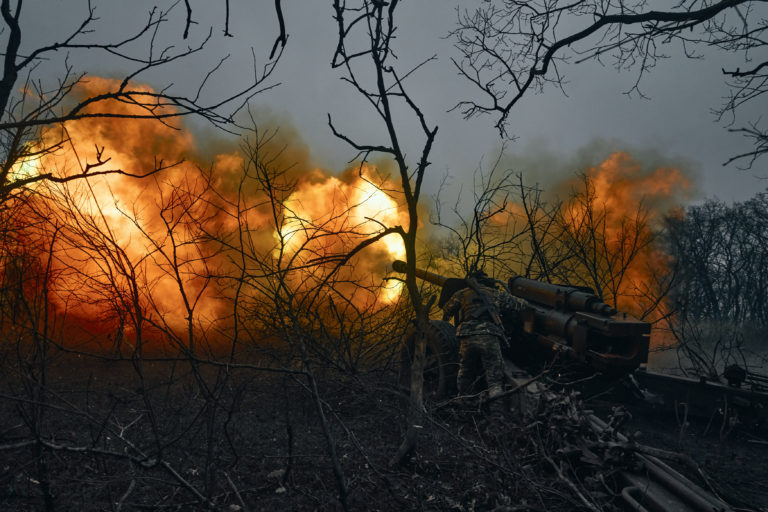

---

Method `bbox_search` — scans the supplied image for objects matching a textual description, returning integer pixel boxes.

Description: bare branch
[451,0,768,166]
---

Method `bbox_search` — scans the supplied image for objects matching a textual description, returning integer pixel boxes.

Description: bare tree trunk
[329,0,438,465]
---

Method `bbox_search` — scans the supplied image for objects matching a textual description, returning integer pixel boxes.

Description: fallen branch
[115,480,136,512]
[542,453,601,512]
[484,370,549,404]
[225,471,248,512]
[433,370,549,411]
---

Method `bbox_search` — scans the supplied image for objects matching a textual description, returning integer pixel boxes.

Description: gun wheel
[400,320,460,399]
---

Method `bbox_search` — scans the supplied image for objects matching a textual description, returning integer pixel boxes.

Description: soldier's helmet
[468,269,488,280]
[468,269,496,288]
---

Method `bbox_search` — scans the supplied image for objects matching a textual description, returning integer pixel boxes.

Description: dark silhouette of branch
[224,0,233,37]
[723,60,768,78]
[183,0,194,39]
[451,0,768,167]
[270,0,288,58]
[0,1,286,202]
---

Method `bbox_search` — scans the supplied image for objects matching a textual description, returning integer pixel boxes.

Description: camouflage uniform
[442,282,528,400]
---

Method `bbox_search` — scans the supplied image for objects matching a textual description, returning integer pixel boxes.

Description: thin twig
[115,480,136,512]
[224,472,248,512]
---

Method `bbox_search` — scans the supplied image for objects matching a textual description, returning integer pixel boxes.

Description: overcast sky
[23,1,768,204]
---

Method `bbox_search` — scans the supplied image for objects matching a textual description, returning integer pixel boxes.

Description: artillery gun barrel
[391,259,447,286]
[508,276,617,316]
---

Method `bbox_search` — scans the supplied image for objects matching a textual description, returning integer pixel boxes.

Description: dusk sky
[25,1,768,204]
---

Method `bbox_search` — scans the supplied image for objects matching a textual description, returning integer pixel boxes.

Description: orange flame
[560,151,691,317]
[278,166,406,305]
[5,78,408,350]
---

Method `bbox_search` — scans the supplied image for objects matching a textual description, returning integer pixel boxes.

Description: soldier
[441,270,529,409]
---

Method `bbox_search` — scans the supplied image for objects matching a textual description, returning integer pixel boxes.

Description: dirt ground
[1,352,767,511]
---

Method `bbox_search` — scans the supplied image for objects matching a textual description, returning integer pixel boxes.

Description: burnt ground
[1,352,767,511]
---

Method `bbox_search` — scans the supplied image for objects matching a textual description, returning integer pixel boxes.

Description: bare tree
[432,152,528,278]
[553,172,654,311]
[206,127,412,511]
[329,0,438,467]
[434,165,670,323]
[513,174,568,281]
[0,0,285,203]
[451,0,768,167]
[0,195,60,510]
[663,193,768,376]
[0,143,329,509]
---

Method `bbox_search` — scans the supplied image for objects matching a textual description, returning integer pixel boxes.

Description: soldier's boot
[457,371,474,398]
[486,384,505,420]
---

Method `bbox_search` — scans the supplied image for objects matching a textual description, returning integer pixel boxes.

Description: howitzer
[392,260,650,378]
[393,262,748,512]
